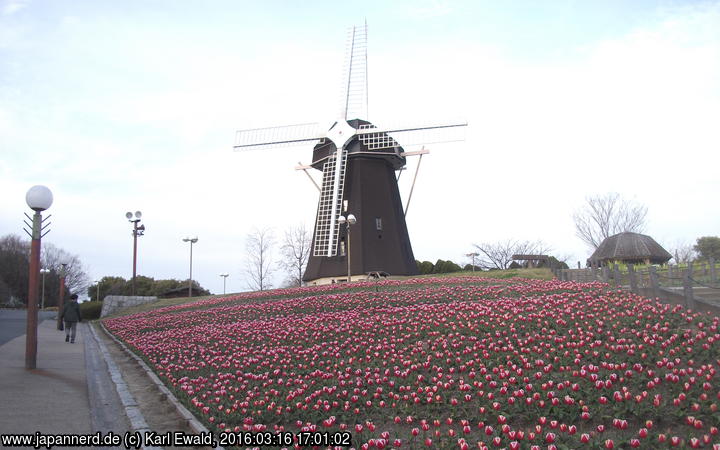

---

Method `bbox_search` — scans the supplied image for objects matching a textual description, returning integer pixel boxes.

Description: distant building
[588,232,672,267]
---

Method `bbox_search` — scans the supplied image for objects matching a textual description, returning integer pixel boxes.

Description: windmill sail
[340,22,368,121]
[234,123,326,150]
[313,150,348,257]
[357,121,467,150]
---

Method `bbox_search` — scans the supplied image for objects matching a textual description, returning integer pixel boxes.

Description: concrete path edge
[97,322,224,450]
[87,324,163,450]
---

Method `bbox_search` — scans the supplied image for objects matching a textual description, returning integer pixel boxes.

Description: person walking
[61,293,82,343]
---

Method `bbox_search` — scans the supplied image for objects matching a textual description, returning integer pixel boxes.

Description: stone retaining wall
[101,295,158,317]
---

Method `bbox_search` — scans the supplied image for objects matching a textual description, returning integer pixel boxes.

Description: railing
[553,258,720,313]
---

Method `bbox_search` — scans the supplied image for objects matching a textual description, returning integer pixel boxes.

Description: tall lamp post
[94,280,101,302]
[466,252,479,272]
[56,263,67,331]
[125,211,144,295]
[183,237,198,297]
[23,185,53,370]
[219,273,229,295]
[40,268,49,309]
[338,214,357,282]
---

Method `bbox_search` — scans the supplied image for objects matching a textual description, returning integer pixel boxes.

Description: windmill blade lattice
[234,123,326,151]
[357,120,467,150]
[339,23,368,121]
[313,150,348,257]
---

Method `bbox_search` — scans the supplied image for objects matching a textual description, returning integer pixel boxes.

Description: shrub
[416,260,435,275]
[80,301,103,320]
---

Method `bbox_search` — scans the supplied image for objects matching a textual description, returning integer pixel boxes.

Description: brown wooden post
[688,261,694,279]
[602,266,610,283]
[710,257,717,284]
[648,265,660,300]
[628,264,638,294]
[683,269,695,310]
[612,264,621,287]
[668,264,674,279]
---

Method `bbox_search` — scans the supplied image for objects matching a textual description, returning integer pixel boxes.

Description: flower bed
[103,277,720,449]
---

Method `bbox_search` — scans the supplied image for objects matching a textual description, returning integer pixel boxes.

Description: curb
[98,322,224,450]
[88,323,163,450]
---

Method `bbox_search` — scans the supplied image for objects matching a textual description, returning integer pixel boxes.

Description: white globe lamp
[26,185,53,211]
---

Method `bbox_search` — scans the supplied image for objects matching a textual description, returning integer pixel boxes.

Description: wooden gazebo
[587,232,672,267]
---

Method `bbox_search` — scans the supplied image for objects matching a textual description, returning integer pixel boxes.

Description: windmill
[234,23,466,285]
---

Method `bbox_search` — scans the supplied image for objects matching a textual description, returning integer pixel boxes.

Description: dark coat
[62,300,82,323]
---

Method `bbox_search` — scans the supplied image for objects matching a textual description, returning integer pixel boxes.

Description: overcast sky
[1,0,718,296]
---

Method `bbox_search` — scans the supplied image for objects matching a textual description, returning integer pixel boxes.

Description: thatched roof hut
[588,232,672,266]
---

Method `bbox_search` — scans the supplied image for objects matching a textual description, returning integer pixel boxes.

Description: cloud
[0,107,11,135]
[366,3,720,266]
[408,0,453,18]
[1,0,29,16]
[1,2,718,291]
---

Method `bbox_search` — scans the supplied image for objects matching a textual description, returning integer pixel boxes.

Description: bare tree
[0,234,89,305]
[573,193,648,249]
[244,228,274,291]
[278,224,312,287]
[473,239,551,270]
[668,240,696,264]
[41,242,90,295]
[0,234,30,303]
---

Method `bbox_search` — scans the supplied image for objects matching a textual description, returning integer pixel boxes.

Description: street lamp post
[466,252,479,272]
[40,268,49,309]
[219,273,229,295]
[23,185,53,370]
[338,214,357,282]
[56,263,67,331]
[125,211,144,295]
[95,280,101,302]
[183,237,198,297]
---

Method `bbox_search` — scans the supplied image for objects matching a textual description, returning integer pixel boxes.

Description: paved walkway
[0,316,130,449]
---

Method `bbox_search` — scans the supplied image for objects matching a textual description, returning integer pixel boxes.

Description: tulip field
[103,277,720,449]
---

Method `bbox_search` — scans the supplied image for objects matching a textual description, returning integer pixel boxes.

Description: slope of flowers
[103,277,720,449]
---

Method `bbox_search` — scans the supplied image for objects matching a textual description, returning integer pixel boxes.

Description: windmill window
[340,239,346,256]
[375,217,382,231]
[343,200,348,212]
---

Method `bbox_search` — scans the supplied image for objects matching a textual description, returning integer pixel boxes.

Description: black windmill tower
[234,23,466,284]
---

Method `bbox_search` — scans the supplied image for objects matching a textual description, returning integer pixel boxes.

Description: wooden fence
[553,258,720,314]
